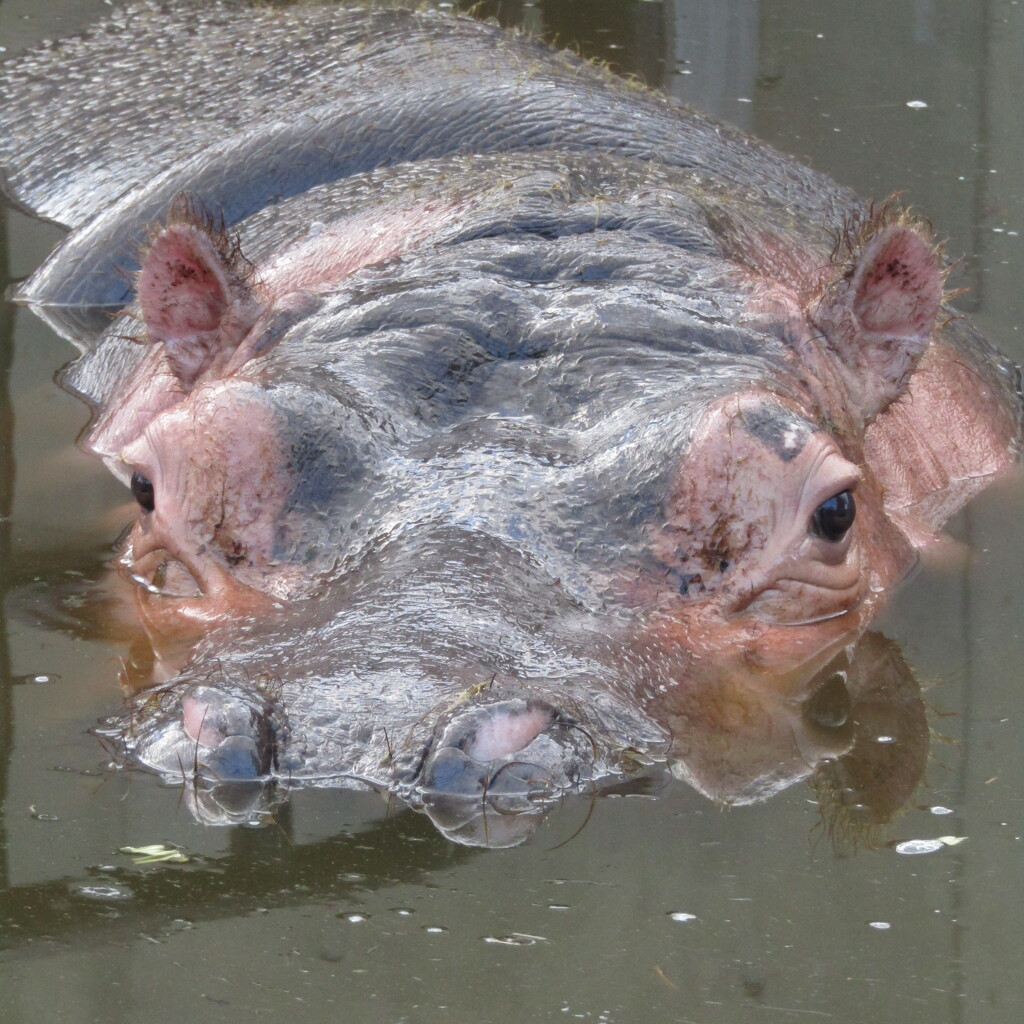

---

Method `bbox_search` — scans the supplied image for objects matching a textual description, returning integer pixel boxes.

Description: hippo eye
[810,489,855,542]
[130,471,155,513]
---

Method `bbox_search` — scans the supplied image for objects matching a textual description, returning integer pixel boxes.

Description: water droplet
[930,806,954,815]
[906,100,928,109]
[668,912,698,923]
[392,908,415,917]
[868,921,891,930]
[424,925,447,934]
[338,912,369,923]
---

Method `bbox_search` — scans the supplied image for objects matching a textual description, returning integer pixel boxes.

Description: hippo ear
[137,220,261,389]
[813,223,944,421]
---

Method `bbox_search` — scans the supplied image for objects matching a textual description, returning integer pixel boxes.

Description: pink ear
[137,222,258,388]
[850,226,943,339]
[813,223,943,421]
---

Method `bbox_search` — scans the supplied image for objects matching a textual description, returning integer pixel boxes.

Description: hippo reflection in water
[1,2,1018,845]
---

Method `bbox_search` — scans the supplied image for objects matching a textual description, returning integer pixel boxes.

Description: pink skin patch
[864,336,1021,542]
[87,345,189,467]
[182,693,220,748]
[466,705,554,762]
[259,194,476,299]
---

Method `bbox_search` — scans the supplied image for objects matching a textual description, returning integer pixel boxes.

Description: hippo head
[70,171,1016,842]
[3,3,1018,847]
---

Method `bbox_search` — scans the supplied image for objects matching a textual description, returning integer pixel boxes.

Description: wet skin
[1,3,1019,844]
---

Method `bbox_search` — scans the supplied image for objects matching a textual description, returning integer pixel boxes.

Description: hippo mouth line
[117,528,282,631]
[119,537,204,600]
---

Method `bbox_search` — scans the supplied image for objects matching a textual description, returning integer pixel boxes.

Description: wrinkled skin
[1,2,1019,846]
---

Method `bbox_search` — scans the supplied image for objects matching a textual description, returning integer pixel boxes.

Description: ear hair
[136,194,261,389]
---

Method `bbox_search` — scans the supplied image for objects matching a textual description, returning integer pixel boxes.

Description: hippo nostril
[415,697,590,805]
[178,684,279,779]
[200,734,263,780]
[421,747,485,797]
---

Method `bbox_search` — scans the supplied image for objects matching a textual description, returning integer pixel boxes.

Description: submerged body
[1,2,1018,844]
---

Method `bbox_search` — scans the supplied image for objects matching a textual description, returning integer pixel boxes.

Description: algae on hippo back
[0,1,1019,846]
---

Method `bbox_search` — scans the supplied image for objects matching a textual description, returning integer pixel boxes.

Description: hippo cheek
[116,383,294,636]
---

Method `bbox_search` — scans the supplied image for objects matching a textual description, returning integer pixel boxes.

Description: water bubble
[869,921,892,930]
[424,925,447,934]
[340,912,369,923]
[74,884,132,901]
[668,912,698,922]
[895,838,945,855]
[930,806,954,816]
[906,100,928,109]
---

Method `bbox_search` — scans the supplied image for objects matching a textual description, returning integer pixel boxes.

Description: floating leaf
[119,843,190,864]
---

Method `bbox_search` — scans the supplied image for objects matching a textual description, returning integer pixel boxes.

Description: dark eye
[810,489,855,541]
[131,471,155,513]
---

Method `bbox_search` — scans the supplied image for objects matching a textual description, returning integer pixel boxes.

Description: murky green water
[1,2,1021,1021]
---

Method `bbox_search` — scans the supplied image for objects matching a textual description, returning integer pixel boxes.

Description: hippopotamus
[1,2,1018,845]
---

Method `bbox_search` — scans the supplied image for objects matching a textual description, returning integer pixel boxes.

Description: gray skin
[2,2,1020,845]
